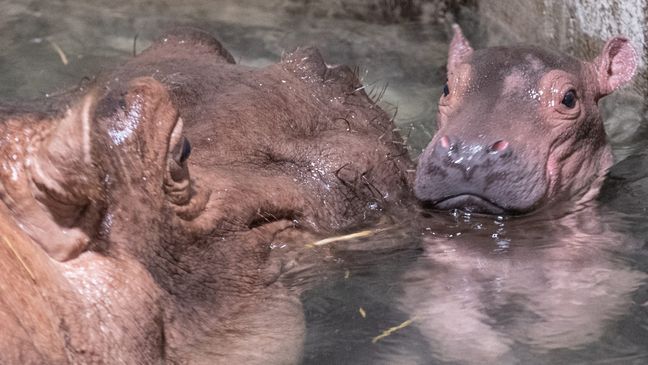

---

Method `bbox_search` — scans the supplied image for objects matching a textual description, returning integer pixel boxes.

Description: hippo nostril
[488,140,509,154]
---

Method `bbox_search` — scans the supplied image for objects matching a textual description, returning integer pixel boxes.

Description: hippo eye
[561,89,577,108]
[118,93,128,111]
[442,83,450,97]
[179,137,192,163]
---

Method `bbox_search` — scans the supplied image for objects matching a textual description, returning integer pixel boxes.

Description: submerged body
[387,210,647,364]
[0,28,413,364]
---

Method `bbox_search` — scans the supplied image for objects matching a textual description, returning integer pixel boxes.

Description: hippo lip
[425,194,507,215]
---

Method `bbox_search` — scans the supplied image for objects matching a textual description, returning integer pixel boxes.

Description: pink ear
[595,36,637,96]
[448,24,473,72]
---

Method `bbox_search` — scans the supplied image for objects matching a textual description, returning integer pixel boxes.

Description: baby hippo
[387,25,645,365]
[415,25,637,214]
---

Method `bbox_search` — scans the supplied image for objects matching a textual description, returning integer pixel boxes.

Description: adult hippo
[0,28,413,364]
[385,25,646,364]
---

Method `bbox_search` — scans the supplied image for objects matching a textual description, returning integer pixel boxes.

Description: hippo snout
[415,135,546,215]
[435,135,511,176]
[415,136,515,214]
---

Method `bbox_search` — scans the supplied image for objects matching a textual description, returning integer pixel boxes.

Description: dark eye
[179,137,192,163]
[442,83,450,97]
[117,94,127,111]
[561,90,577,108]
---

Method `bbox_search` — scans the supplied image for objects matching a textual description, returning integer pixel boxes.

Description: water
[1,1,647,364]
[302,205,648,364]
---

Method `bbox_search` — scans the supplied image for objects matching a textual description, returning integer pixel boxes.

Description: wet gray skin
[414,25,636,215]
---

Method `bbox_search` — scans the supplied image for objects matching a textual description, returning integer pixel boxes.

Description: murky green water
[1,1,647,364]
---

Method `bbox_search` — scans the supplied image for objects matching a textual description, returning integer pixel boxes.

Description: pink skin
[395,27,643,365]
[414,24,637,214]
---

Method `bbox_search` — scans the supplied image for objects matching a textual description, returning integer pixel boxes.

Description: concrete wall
[282,0,454,23]
[456,0,648,149]
[473,1,646,96]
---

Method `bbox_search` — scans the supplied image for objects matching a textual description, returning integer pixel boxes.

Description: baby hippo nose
[434,135,511,174]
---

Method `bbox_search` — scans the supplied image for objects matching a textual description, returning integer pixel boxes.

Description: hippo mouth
[425,194,507,215]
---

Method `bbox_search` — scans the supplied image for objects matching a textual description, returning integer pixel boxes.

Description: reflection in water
[399,207,646,364]
[302,202,648,364]
[1,1,648,364]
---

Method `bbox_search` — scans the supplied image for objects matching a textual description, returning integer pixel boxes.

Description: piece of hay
[359,307,366,318]
[48,40,69,65]
[372,317,415,344]
[307,228,388,247]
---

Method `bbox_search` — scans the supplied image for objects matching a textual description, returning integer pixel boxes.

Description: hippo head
[415,25,637,215]
[0,77,193,261]
[0,28,412,268]
[0,28,414,363]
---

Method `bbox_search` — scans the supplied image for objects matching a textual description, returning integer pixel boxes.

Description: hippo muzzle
[415,133,547,215]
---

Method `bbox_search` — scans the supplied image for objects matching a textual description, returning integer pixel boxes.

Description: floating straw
[372,318,415,344]
[307,228,388,247]
[48,40,69,65]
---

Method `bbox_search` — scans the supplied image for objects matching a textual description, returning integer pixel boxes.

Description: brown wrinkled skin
[0,28,413,364]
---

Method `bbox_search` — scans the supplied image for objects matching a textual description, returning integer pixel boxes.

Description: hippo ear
[447,24,473,72]
[26,94,102,261]
[31,94,98,203]
[595,36,637,97]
